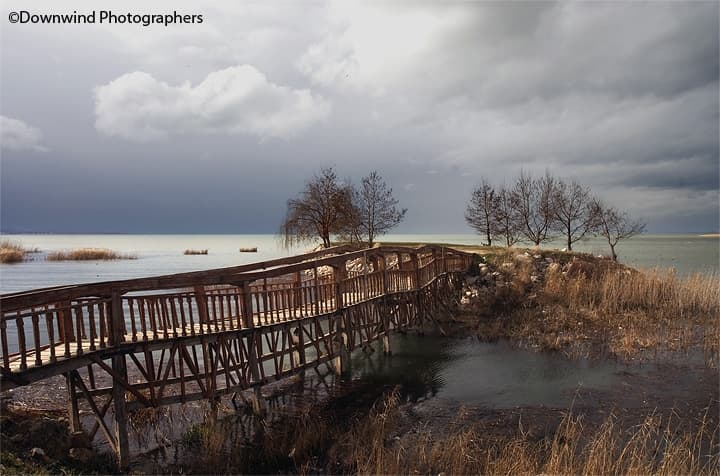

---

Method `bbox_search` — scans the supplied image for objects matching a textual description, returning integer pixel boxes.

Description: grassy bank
[454,246,719,364]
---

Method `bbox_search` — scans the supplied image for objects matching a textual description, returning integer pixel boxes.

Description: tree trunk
[610,244,617,261]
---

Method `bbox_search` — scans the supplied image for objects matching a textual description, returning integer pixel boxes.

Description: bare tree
[336,181,364,245]
[550,179,597,251]
[356,171,407,246]
[593,200,646,261]
[512,171,556,246]
[280,167,354,248]
[465,180,498,246]
[493,186,522,247]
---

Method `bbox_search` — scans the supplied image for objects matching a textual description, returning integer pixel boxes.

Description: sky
[1,0,718,234]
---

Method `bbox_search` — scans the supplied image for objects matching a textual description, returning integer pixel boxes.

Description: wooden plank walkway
[0,244,472,467]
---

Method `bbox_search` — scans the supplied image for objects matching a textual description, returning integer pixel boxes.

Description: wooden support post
[109,291,130,469]
[382,314,392,356]
[379,254,393,351]
[65,372,81,433]
[334,314,350,375]
[411,253,425,328]
[241,282,264,415]
[111,354,129,468]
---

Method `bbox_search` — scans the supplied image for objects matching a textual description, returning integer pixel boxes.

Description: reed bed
[184,249,208,255]
[545,266,720,320]
[0,249,25,264]
[46,248,136,261]
[239,247,258,253]
[0,239,38,264]
[178,390,719,475]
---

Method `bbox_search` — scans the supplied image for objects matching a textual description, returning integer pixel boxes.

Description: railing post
[241,282,254,329]
[313,261,321,316]
[381,255,389,295]
[194,285,209,329]
[110,291,126,345]
[411,253,420,290]
[334,263,345,312]
[294,271,302,310]
[57,301,75,343]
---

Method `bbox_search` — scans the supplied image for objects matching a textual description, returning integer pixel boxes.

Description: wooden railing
[0,245,472,379]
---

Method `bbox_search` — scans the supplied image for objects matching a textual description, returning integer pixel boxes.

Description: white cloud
[0,116,47,152]
[94,65,331,141]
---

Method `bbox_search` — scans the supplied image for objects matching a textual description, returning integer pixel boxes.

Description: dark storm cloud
[0,0,717,234]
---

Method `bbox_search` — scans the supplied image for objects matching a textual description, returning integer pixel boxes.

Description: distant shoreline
[699,233,720,238]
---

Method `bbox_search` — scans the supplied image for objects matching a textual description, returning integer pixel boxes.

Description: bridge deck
[0,245,472,467]
[2,291,395,373]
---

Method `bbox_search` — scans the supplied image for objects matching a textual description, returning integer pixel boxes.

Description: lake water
[0,233,717,293]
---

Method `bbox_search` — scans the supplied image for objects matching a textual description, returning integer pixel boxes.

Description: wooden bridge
[0,244,472,467]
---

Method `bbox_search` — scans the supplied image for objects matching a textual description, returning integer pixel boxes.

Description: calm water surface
[349,334,712,409]
[0,233,716,293]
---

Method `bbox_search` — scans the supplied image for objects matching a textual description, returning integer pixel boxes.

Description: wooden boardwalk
[0,244,471,467]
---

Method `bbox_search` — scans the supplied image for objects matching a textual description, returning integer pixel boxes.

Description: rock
[30,447,46,458]
[69,447,94,463]
[70,431,92,449]
[501,262,515,269]
[545,257,554,264]
[514,254,532,263]
[30,447,51,464]
[533,254,542,259]
[530,275,539,283]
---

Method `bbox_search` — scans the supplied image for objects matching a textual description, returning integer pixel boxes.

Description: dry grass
[540,266,720,360]
[46,248,136,261]
[239,247,258,253]
[184,249,208,255]
[363,406,719,476]
[177,390,719,475]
